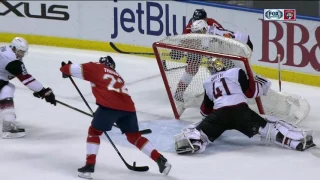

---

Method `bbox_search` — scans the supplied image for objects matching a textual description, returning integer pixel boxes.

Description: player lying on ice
[60,56,171,179]
[174,58,316,154]
[173,19,253,114]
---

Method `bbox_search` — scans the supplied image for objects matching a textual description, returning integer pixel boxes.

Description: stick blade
[140,129,152,135]
[126,164,149,172]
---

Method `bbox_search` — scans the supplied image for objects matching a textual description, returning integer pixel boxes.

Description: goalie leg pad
[259,116,315,151]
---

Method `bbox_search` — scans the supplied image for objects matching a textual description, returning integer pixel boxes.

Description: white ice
[0,44,320,180]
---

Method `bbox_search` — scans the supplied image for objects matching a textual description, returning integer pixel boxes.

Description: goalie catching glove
[33,87,56,106]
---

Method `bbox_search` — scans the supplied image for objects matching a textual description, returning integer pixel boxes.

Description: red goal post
[152,34,264,120]
[152,34,310,124]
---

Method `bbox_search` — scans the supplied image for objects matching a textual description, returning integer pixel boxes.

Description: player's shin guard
[78,126,102,179]
[174,72,194,115]
[86,126,103,165]
[126,132,172,175]
[259,116,315,151]
[0,98,25,139]
[175,72,194,102]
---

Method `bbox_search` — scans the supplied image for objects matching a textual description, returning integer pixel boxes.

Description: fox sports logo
[265,10,283,20]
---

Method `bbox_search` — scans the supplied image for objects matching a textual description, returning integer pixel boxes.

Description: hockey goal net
[152,34,310,125]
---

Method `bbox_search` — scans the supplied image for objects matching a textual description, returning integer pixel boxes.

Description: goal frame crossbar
[152,42,265,119]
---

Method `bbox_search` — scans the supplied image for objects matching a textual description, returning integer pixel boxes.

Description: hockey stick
[103,131,149,172]
[65,76,152,135]
[56,100,92,117]
[65,77,150,171]
[110,42,155,55]
[55,100,150,134]
[110,42,187,71]
[55,100,149,171]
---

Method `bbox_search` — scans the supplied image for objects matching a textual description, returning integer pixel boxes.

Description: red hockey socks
[126,132,161,161]
[86,126,103,165]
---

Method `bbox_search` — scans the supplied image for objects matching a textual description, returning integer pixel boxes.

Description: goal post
[152,41,264,119]
[152,34,310,125]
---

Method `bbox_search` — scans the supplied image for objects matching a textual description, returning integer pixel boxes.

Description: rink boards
[0,1,319,86]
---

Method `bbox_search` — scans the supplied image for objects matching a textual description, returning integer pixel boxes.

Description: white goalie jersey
[200,67,270,117]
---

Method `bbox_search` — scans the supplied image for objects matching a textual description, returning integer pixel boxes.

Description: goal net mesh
[153,34,310,125]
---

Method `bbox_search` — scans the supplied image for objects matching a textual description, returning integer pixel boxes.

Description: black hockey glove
[33,88,56,106]
[61,61,73,78]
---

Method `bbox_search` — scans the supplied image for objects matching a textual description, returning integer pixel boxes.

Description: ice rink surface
[0,44,319,180]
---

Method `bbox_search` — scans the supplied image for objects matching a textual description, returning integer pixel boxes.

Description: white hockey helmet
[191,20,208,34]
[10,37,29,59]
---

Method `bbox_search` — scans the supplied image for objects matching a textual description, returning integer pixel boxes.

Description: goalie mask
[207,58,226,74]
[99,56,116,70]
[191,20,208,34]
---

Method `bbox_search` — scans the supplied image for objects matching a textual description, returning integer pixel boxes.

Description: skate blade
[78,172,93,179]
[2,132,26,139]
[162,163,172,176]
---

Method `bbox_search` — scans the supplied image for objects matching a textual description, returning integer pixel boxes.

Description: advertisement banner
[0,0,319,75]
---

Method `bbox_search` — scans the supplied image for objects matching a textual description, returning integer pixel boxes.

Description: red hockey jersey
[60,62,135,112]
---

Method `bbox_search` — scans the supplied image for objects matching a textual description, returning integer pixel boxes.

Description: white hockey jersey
[0,46,19,81]
[203,68,248,110]
[201,68,265,116]
[207,25,250,45]
[0,46,43,92]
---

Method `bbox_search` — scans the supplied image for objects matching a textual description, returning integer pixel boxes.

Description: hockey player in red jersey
[174,58,315,154]
[60,56,171,179]
[0,37,56,139]
[183,9,223,34]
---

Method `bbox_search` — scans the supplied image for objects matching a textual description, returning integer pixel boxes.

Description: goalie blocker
[174,59,315,154]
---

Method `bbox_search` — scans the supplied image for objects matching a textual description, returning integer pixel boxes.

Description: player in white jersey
[0,37,56,138]
[174,58,315,154]
[173,19,253,105]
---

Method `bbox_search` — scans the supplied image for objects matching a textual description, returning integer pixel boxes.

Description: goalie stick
[55,100,152,135]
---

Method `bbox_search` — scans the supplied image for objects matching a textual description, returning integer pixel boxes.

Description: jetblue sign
[111,0,188,39]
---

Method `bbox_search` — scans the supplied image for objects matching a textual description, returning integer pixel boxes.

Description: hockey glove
[255,75,271,95]
[33,88,56,106]
[61,61,73,78]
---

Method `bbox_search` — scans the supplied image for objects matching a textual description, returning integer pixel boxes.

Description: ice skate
[156,155,172,175]
[2,121,25,139]
[78,164,95,179]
